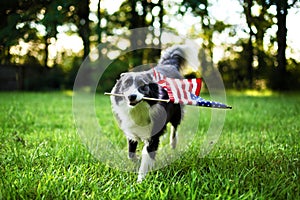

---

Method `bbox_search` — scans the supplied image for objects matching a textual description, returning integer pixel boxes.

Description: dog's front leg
[128,139,138,161]
[137,137,159,183]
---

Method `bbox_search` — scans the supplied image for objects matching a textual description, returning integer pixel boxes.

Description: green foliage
[180,0,208,17]
[218,42,300,90]
[0,0,300,91]
[96,47,162,93]
[97,56,130,93]
[0,92,299,199]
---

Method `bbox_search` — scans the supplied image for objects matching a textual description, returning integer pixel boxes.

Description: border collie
[110,45,195,182]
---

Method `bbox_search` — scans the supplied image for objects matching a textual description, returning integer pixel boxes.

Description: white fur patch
[170,125,177,149]
[137,145,155,183]
[123,88,144,103]
[112,99,153,141]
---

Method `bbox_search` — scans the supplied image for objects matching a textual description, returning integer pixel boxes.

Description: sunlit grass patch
[227,89,277,97]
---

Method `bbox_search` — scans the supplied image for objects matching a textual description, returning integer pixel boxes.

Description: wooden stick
[104,92,170,102]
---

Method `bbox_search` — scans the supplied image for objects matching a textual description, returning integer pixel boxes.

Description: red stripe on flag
[182,80,189,104]
[195,78,202,96]
[153,68,157,80]
[187,79,193,93]
[165,80,175,103]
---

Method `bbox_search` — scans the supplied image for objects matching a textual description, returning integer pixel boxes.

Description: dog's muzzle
[126,86,149,106]
[128,94,141,106]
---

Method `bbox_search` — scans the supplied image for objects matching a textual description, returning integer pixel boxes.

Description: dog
[110,45,197,182]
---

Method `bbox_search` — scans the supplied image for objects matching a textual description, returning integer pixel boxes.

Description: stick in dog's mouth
[104,92,170,103]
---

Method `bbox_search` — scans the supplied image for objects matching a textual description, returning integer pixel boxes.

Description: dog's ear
[120,73,126,77]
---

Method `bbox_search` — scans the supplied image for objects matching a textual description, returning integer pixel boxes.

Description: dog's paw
[130,156,140,163]
[137,173,145,183]
[128,152,139,161]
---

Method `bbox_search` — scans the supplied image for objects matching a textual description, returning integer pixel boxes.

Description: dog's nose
[128,94,137,102]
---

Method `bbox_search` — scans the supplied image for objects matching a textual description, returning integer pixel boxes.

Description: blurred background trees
[0,0,299,91]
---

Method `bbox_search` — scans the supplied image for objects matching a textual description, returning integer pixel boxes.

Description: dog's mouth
[129,101,139,106]
[127,94,143,106]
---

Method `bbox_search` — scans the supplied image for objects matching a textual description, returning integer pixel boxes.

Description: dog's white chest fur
[113,100,153,141]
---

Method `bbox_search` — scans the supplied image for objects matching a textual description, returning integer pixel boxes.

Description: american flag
[153,69,232,109]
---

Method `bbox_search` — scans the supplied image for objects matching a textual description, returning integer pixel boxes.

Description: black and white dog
[110,45,197,182]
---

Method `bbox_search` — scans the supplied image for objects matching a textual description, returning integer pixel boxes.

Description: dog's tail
[158,45,199,71]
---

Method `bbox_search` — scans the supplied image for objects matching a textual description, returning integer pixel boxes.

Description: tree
[106,0,164,67]
[240,0,274,88]
[268,0,299,90]
[221,0,299,90]
[41,1,65,67]
[273,0,287,89]
[242,0,258,88]
[177,0,229,80]
[97,0,101,44]
[0,0,45,65]
[75,0,90,59]
[276,0,287,80]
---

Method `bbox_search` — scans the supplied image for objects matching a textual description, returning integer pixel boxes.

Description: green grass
[0,91,299,199]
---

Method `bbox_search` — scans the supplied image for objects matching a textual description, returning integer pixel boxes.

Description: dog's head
[112,71,160,106]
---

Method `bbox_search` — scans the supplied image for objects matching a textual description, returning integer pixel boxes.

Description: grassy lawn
[0,91,299,199]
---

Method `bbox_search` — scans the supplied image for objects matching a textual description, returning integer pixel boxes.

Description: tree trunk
[78,0,90,59]
[128,0,146,67]
[97,0,101,44]
[44,37,50,68]
[247,31,254,88]
[243,0,254,88]
[158,0,163,50]
[275,0,288,90]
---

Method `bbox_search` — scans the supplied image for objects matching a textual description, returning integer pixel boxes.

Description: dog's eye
[138,85,149,93]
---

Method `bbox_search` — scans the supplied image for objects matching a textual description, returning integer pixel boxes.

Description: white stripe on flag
[184,79,192,104]
[176,79,188,105]
[183,79,194,105]
[167,78,180,104]
[191,79,197,95]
